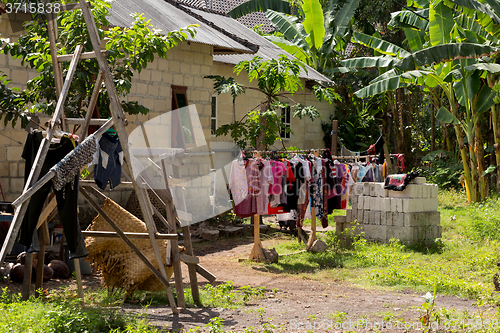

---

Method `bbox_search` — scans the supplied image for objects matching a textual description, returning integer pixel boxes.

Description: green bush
[420,150,463,190]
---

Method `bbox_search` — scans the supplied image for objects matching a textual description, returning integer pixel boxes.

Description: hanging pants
[19,131,88,259]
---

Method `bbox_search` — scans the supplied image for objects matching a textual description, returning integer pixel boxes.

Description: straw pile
[85,198,173,294]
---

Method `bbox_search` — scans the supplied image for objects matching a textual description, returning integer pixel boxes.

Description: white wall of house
[0,13,333,210]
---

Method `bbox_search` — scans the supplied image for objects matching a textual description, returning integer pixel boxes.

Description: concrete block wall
[335,177,441,245]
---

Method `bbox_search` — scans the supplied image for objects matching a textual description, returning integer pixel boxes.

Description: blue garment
[94,132,123,190]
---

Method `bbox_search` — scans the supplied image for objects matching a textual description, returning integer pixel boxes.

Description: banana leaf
[352,31,411,58]
[228,0,291,18]
[395,43,499,71]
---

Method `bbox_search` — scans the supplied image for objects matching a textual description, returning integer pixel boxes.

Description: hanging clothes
[229,159,257,218]
[93,132,123,190]
[20,131,88,260]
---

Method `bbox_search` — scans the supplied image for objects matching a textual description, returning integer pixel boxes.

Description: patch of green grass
[186,282,266,309]
[0,287,156,333]
[248,190,500,300]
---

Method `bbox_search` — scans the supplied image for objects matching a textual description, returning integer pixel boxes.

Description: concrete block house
[0,0,333,215]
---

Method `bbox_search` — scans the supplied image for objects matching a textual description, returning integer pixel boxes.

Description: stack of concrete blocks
[334,177,441,245]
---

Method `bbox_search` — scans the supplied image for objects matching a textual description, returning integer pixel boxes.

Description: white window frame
[280,106,291,140]
[211,95,217,137]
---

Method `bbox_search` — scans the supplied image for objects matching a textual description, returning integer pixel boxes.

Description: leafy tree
[207,55,339,150]
[341,0,500,202]
[0,0,197,128]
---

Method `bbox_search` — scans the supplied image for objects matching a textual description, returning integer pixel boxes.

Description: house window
[280,106,291,139]
[211,95,217,137]
[171,85,195,148]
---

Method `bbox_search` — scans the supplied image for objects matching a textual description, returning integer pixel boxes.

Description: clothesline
[331,153,402,159]
[242,148,329,155]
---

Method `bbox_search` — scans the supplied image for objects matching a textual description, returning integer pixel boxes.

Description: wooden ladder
[0,0,184,313]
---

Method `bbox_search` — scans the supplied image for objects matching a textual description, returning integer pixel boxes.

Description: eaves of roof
[179,4,333,83]
[108,0,258,55]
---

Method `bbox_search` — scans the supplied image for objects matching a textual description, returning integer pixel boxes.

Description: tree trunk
[494,104,500,192]
[475,118,486,200]
[395,88,405,153]
[487,75,500,192]
[431,105,435,152]
[441,123,453,153]
[468,142,479,202]
[256,102,268,151]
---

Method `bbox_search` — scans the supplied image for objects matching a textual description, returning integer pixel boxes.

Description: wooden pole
[249,214,265,261]
[73,259,85,303]
[22,252,33,301]
[307,207,317,250]
[331,120,338,155]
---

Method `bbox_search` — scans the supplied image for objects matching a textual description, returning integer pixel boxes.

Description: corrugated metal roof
[108,0,255,54]
[183,5,332,82]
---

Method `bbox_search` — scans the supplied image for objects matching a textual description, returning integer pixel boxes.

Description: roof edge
[164,0,260,54]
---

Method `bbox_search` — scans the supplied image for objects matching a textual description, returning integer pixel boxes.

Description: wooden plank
[57,50,108,62]
[35,228,46,298]
[151,205,174,233]
[79,185,178,311]
[22,252,33,300]
[193,264,217,284]
[170,237,185,308]
[171,163,200,305]
[45,1,66,131]
[79,180,136,188]
[82,230,177,240]
[179,253,199,265]
[79,71,104,140]
[73,259,85,303]
[131,148,185,158]
[139,187,175,276]
[60,1,90,11]
[165,240,172,266]
[67,118,108,126]
[49,43,84,133]
[36,194,56,230]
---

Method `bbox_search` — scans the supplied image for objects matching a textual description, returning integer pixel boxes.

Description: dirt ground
[126,230,479,332]
[1,227,481,332]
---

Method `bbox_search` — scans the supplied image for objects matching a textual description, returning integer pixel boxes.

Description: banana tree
[445,0,500,194]
[229,0,361,73]
[261,0,361,73]
[341,0,500,201]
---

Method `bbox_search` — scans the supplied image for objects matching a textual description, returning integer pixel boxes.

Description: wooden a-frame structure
[0,0,215,313]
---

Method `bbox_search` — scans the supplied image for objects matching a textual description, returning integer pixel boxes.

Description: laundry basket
[85,198,173,295]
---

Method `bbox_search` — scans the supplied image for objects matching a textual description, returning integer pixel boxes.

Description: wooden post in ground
[307,207,317,250]
[249,214,265,260]
[22,252,33,301]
